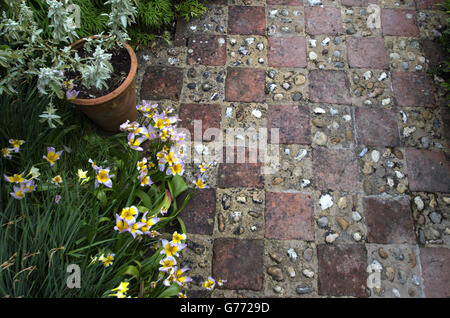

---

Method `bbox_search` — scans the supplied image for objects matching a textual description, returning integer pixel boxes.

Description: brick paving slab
[354,108,400,147]
[420,247,450,297]
[347,37,389,70]
[179,103,222,141]
[212,238,264,290]
[364,196,416,244]
[228,6,266,36]
[225,67,266,102]
[317,245,368,297]
[313,148,361,191]
[268,37,307,68]
[309,70,352,105]
[140,66,183,100]
[265,192,314,240]
[381,9,420,37]
[405,149,450,193]
[304,7,344,35]
[267,105,311,144]
[391,72,436,107]
[187,34,227,66]
[176,189,217,235]
[135,0,449,298]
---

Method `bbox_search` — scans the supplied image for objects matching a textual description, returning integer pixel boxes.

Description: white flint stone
[319,194,333,210]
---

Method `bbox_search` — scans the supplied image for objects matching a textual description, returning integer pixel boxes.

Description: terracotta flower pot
[68,37,138,132]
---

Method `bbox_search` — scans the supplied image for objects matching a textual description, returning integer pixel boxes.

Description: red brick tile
[415,0,443,9]
[187,35,227,66]
[391,72,436,107]
[178,104,221,141]
[268,37,307,68]
[308,70,352,105]
[381,9,419,37]
[228,6,266,35]
[317,245,368,297]
[218,147,264,188]
[225,67,266,103]
[176,189,216,235]
[313,148,361,191]
[267,105,311,144]
[341,0,376,5]
[354,108,400,147]
[405,149,450,193]
[420,247,450,298]
[212,238,264,290]
[347,37,389,70]
[265,192,314,240]
[364,196,416,244]
[268,0,303,5]
[305,7,344,35]
[140,66,183,101]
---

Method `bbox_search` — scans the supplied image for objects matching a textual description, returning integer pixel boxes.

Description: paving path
[135,0,450,297]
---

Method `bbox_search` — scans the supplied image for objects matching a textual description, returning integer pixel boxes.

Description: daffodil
[51,175,63,186]
[140,212,160,234]
[136,158,148,172]
[159,256,177,273]
[217,279,227,287]
[173,267,192,287]
[193,177,206,189]
[139,173,153,187]
[129,221,145,238]
[22,180,36,193]
[127,133,146,151]
[9,139,24,152]
[88,158,99,170]
[111,282,130,294]
[10,185,25,200]
[4,173,25,183]
[95,167,114,188]
[114,214,130,234]
[27,167,40,180]
[77,169,89,185]
[203,277,215,291]
[160,129,169,141]
[178,292,187,298]
[120,206,138,223]
[172,231,186,245]
[109,290,127,298]
[43,147,63,166]
[164,150,178,166]
[159,207,168,216]
[1,148,13,159]
[167,162,184,176]
[160,239,186,258]
[98,253,115,267]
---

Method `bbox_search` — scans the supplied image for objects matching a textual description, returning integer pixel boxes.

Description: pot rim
[68,36,137,106]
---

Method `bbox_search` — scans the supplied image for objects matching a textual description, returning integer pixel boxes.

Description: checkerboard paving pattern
[136,0,450,298]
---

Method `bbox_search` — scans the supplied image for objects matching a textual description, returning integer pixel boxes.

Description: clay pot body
[68,37,137,132]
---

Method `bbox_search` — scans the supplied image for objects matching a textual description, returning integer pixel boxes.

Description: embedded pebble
[371,150,381,163]
[252,109,262,118]
[353,232,362,242]
[414,196,425,211]
[302,269,315,278]
[313,131,328,146]
[352,211,362,222]
[318,216,329,228]
[287,248,298,262]
[326,232,339,243]
[296,286,314,295]
[267,266,284,281]
[319,194,333,210]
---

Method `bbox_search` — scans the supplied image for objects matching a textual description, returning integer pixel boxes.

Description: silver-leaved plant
[0,0,137,127]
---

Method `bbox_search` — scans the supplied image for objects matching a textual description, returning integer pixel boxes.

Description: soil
[66,45,131,99]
